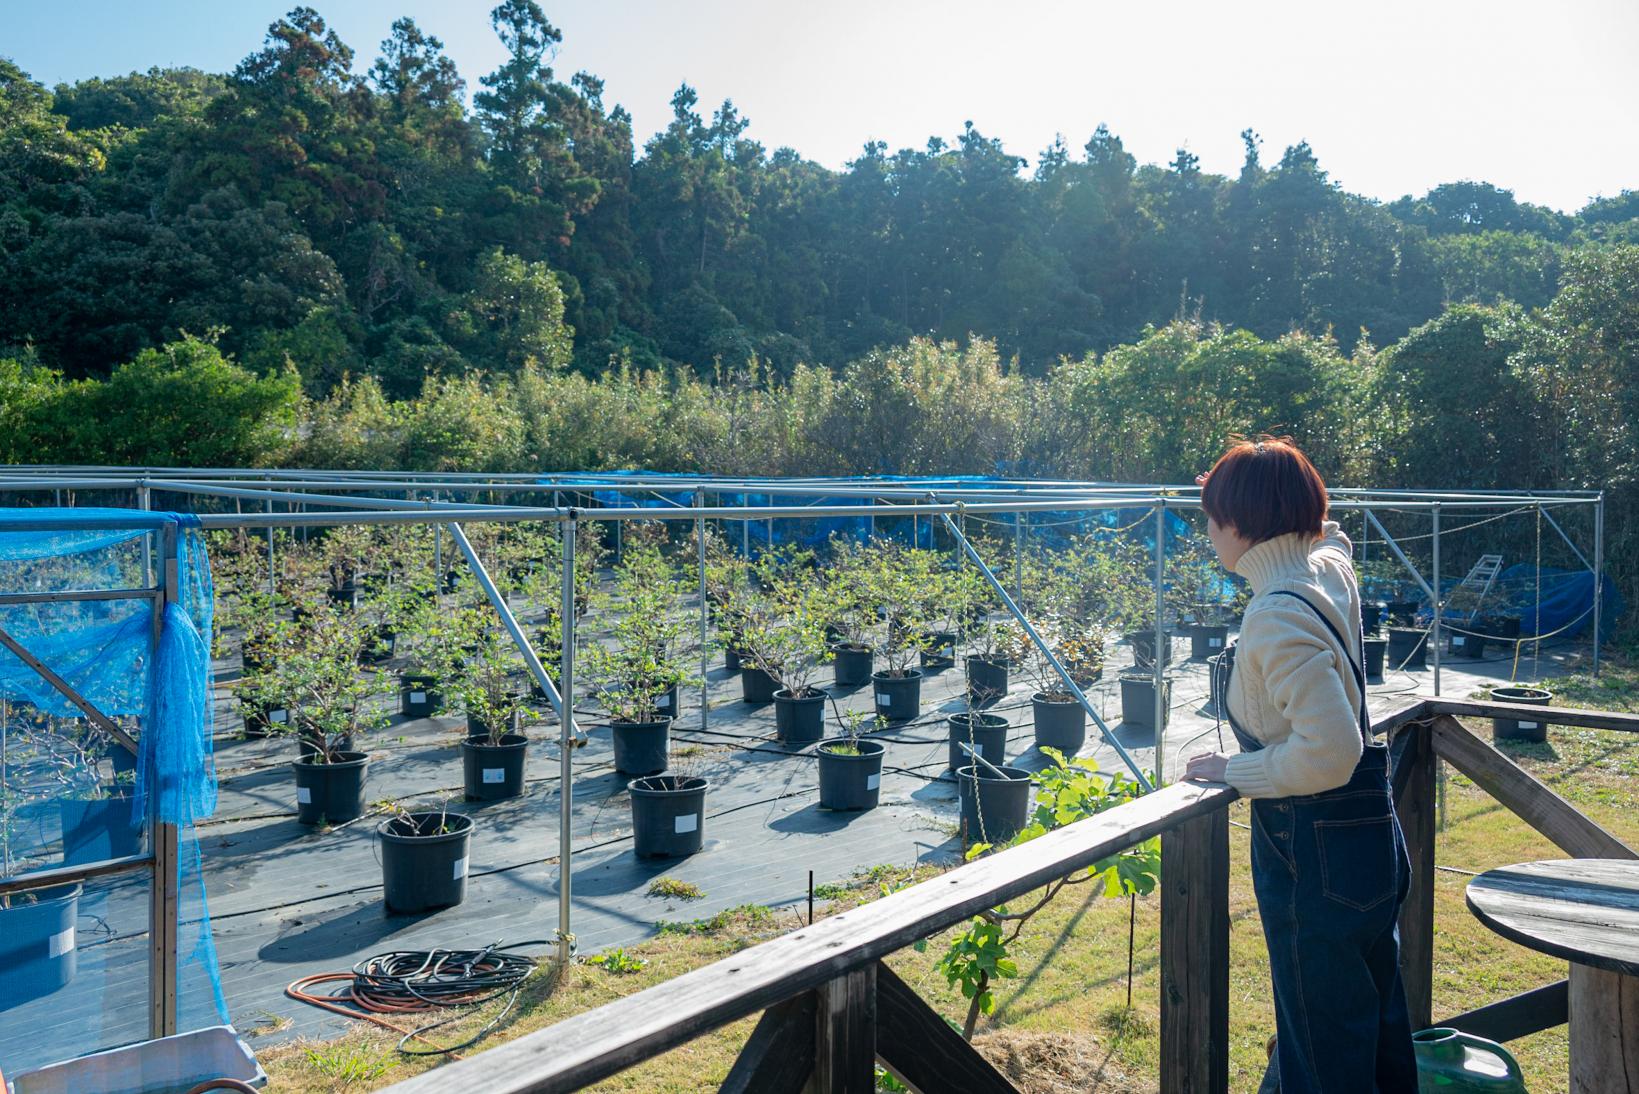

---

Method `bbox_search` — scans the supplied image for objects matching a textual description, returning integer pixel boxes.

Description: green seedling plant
[647,877,705,901]
[449,609,536,745]
[868,542,938,677]
[821,704,880,757]
[261,604,389,762]
[584,540,700,724]
[587,947,647,974]
[1023,615,1106,701]
[937,748,1159,1040]
[732,546,833,696]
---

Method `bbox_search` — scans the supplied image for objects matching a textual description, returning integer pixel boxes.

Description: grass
[260,660,1639,1093]
[646,877,706,901]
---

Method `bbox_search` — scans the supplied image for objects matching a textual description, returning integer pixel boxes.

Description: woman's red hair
[1198,435,1328,543]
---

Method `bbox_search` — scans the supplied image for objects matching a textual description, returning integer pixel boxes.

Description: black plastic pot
[58,798,141,866]
[1361,603,1384,635]
[830,644,874,687]
[461,733,528,801]
[724,647,746,673]
[1031,693,1086,755]
[740,665,779,705]
[1386,627,1428,671]
[0,884,80,1011]
[651,683,682,720]
[1481,614,1522,642]
[442,570,461,594]
[379,812,474,914]
[1387,601,1419,627]
[947,711,1009,773]
[630,775,709,858]
[292,751,369,825]
[327,584,361,610]
[241,699,286,739]
[965,656,1012,706]
[957,765,1032,845]
[361,625,397,665]
[400,673,442,718]
[817,738,886,811]
[1125,630,1173,669]
[1188,624,1230,661]
[1489,686,1552,743]
[873,670,923,722]
[920,631,958,671]
[610,718,671,776]
[1119,671,1171,732]
[1447,630,1486,659]
[241,644,271,677]
[1363,635,1388,681]
[774,688,828,746]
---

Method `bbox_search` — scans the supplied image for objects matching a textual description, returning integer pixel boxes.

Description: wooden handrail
[382,780,1237,1093]
[374,696,1639,1092]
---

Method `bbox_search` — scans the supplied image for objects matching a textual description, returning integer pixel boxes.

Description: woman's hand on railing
[1184,751,1231,783]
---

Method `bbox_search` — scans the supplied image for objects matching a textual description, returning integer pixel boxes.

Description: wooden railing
[377,696,1637,1093]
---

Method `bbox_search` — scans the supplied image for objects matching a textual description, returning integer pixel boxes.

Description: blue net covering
[0,507,222,1072]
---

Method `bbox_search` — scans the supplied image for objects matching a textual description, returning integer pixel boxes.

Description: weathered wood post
[1160,805,1230,1092]
[1394,720,1437,1029]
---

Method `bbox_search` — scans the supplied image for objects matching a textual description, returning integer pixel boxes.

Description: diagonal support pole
[0,625,139,756]
[937,507,1152,791]
[446,522,584,746]
[1365,511,1435,601]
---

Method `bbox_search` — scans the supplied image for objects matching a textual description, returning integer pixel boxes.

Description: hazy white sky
[6,0,1637,212]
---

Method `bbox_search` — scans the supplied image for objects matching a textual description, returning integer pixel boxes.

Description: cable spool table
[1466,859,1639,1093]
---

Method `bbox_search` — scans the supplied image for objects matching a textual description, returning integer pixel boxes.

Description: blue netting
[0,507,223,1068]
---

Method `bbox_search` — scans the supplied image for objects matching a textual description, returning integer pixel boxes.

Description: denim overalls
[1214,590,1418,1093]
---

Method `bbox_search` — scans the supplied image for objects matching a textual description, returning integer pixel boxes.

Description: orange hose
[285,972,469,1059]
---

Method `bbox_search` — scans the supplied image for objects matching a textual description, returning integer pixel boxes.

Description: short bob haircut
[1199,435,1329,544]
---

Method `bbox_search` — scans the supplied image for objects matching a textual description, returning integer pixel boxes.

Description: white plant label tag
[483,768,505,784]
[656,693,671,708]
[452,856,468,880]
[49,926,75,958]
[866,774,881,790]
[269,709,287,723]
[1209,637,1223,648]
[876,692,891,707]
[409,691,427,703]
[674,813,698,834]
[296,787,312,804]
[1518,721,1538,730]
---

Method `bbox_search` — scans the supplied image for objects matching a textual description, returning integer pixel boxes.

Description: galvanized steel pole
[1431,504,1442,697]
[696,488,710,734]
[1593,493,1604,676]
[1153,502,1167,785]
[558,517,577,968]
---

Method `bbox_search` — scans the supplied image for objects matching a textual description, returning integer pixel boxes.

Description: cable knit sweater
[1222,520,1367,799]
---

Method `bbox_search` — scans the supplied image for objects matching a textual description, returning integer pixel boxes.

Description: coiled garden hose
[287,939,550,1057]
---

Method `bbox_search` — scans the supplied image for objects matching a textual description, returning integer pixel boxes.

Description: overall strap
[1266,589,1371,743]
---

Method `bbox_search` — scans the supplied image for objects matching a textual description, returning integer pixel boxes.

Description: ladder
[1447,554,1504,621]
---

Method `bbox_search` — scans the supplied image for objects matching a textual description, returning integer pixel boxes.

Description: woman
[1184,437,1416,1093]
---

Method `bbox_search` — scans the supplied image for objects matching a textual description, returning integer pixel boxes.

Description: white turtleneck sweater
[1222,520,1367,799]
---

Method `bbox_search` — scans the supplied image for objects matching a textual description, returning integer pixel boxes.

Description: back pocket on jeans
[1314,816,1395,911]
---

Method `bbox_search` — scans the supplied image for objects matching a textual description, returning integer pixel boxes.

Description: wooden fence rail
[376,696,1639,1093]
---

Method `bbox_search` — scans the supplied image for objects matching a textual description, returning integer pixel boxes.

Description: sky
[4,0,1637,213]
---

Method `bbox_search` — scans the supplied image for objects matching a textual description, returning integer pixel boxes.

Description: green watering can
[1414,1028,1527,1092]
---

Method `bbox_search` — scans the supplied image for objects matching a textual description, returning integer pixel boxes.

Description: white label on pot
[876,691,891,707]
[866,774,881,790]
[674,813,698,834]
[483,768,505,784]
[269,709,287,723]
[656,693,671,708]
[1452,636,1466,647]
[1209,637,1223,648]
[49,926,74,958]
[409,691,427,704]
[296,787,312,804]
[1518,721,1538,730]
[452,856,468,881]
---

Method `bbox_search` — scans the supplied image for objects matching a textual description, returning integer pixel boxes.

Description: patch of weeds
[876,1064,910,1091]
[647,877,705,901]
[245,1010,293,1038]
[656,903,775,935]
[675,744,704,758]
[586,947,647,974]
[812,881,850,900]
[1098,1005,1153,1039]
[303,1044,392,1084]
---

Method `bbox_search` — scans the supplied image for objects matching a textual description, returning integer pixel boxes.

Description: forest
[1,4,1637,600]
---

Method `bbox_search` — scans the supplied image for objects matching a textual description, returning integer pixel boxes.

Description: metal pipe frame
[558,516,577,968]
[1153,502,1167,783]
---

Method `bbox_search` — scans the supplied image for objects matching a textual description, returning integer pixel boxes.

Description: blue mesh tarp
[0,507,222,1070]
